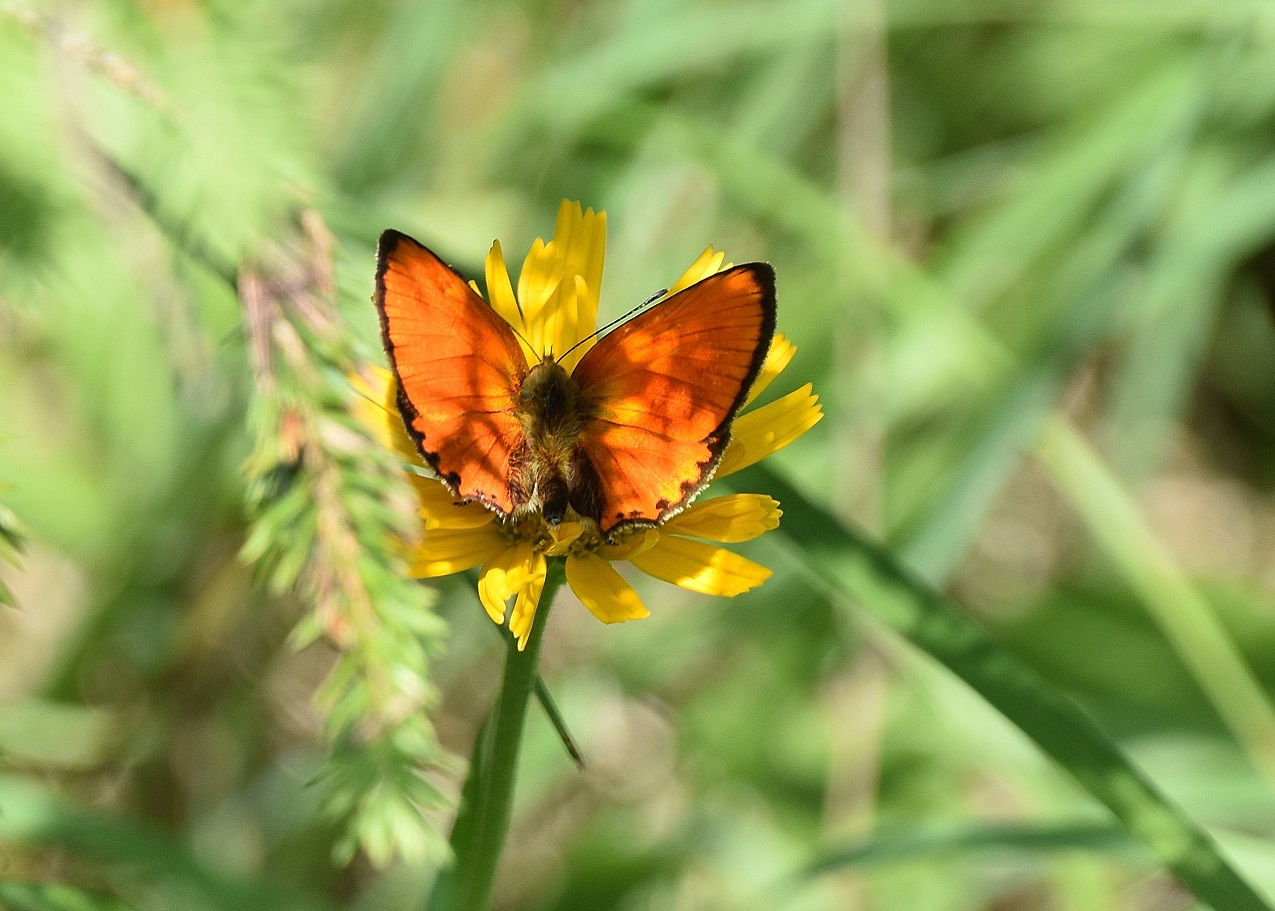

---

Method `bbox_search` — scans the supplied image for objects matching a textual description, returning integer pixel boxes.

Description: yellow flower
[361,201,822,648]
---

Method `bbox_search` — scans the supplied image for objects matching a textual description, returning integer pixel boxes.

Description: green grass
[5,1,1275,909]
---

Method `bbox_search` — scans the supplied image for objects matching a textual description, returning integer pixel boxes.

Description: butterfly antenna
[349,384,430,476]
[352,383,397,420]
[478,269,535,357]
[508,323,540,361]
[558,288,668,362]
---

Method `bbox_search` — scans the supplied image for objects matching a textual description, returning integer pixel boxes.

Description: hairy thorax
[511,359,600,524]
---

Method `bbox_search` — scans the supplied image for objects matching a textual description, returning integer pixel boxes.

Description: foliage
[237,215,450,866]
[0,496,24,607]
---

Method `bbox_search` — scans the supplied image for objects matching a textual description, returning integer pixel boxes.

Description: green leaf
[535,674,585,770]
[0,882,134,911]
[742,464,1274,911]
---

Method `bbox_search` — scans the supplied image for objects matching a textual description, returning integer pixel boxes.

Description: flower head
[361,202,822,648]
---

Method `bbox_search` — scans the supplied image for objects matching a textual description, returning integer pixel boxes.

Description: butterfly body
[509,357,600,525]
[515,359,589,451]
[375,229,776,539]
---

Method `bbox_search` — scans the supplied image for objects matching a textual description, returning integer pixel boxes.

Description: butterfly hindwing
[375,230,530,514]
[569,264,776,534]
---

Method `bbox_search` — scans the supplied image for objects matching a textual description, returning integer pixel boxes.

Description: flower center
[494,509,648,558]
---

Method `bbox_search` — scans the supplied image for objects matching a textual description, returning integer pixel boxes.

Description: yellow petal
[479,542,544,626]
[743,333,796,407]
[517,201,606,359]
[572,205,606,325]
[407,525,507,578]
[662,494,781,543]
[409,474,497,530]
[517,236,554,315]
[565,552,650,623]
[509,551,548,650]
[484,240,533,362]
[717,384,823,478]
[350,366,422,467]
[544,520,585,556]
[542,267,575,361]
[551,202,605,320]
[549,202,604,355]
[557,276,597,373]
[517,236,560,357]
[667,246,727,296]
[598,527,659,562]
[629,536,771,596]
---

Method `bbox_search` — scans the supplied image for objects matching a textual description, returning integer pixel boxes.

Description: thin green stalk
[535,674,585,769]
[429,560,565,911]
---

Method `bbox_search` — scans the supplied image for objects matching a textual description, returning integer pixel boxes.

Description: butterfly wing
[375,229,529,515]
[569,263,776,535]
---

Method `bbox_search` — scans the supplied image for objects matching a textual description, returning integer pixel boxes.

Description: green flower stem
[429,559,565,911]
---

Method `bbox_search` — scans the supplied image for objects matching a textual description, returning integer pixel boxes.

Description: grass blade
[796,820,1138,880]
[740,464,1274,911]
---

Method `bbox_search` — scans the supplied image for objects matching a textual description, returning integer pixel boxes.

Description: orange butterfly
[374,229,776,538]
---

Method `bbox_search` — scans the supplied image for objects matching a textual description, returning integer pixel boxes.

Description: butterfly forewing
[570,264,776,534]
[375,230,530,514]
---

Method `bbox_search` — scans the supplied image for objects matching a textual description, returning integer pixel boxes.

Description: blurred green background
[6,1,1275,909]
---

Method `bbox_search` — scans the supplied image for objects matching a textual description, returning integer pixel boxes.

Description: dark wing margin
[568,263,776,535]
[374,229,530,515]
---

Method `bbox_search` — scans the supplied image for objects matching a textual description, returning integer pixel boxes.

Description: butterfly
[374,229,776,539]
